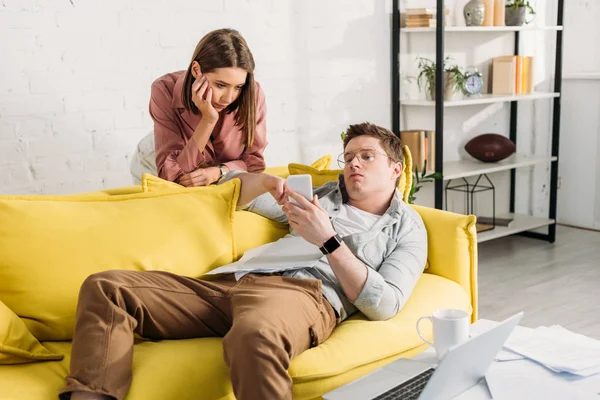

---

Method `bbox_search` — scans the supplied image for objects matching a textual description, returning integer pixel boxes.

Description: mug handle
[416,316,435,347]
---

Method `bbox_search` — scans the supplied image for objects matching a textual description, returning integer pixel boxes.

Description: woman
[150,28,267,186]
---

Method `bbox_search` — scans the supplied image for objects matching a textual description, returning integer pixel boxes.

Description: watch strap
[319,234,342,255]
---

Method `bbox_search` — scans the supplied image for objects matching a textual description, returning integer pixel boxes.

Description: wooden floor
[478,225,600,339]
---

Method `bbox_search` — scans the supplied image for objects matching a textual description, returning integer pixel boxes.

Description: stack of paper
[502,325,600,377]
[206,236,323,276]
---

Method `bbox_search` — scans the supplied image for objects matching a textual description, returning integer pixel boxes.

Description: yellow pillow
[288,146,413,203]
[0,300,63,364]
[78,185,145,196]
[308,154,333,170]
[142,155,333,192]
[141,173,184,192]
[0,180,240,341]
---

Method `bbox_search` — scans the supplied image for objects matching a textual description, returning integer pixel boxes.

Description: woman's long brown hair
[182,29,256,147]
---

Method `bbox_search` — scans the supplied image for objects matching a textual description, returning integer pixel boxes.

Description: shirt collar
[171,72,186,109]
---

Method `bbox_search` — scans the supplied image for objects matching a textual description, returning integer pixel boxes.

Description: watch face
[465,75,483,95]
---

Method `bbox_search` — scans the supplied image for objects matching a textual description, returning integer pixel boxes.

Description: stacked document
[206,236,324,276]
[502,325,600,377]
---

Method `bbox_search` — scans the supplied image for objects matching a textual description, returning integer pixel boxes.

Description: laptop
[323,312,524,400]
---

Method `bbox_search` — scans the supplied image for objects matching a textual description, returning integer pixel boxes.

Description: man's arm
[350,223,427,321]
[283,191,368,302]
[283,191,427,321]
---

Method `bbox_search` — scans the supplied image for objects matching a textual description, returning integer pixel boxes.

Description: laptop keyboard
[372,368,435,400]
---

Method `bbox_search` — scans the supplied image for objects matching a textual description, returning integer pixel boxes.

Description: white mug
[416,308,470,359]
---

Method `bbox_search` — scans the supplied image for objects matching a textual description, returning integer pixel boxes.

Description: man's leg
[222,274,338,400]
[60,270,236,400]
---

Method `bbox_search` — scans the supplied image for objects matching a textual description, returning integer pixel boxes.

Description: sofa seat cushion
[0,273,469,400]
[0,339,234,400]
[288,273,471,381]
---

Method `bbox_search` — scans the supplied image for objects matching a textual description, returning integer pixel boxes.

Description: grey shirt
[227,173,428,322]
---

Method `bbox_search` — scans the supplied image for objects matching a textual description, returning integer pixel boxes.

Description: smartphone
[286,174,313,208]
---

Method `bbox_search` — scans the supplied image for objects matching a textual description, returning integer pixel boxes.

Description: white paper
[206,236,324,275]
[485,359,594,400]
[503,325,600,376]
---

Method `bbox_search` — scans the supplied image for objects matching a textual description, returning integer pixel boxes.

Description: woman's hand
[178,167,220,187]
[191,73,219,123]
[262,175,288,205]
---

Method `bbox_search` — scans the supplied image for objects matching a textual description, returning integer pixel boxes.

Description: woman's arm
[150,79,208,182]
[223,82,268,173]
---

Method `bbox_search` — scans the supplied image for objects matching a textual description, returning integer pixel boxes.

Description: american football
[464,133,516,162]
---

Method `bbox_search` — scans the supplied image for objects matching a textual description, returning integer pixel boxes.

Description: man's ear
[191,61,202,79]
[393,162,403,180]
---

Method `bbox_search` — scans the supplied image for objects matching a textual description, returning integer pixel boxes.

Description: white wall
[0,0,392,195]
[558,1,600,230]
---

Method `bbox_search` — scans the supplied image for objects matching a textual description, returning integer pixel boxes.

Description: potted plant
[409,160,442,204]
[505,0,535,26]
[417,57,467,101]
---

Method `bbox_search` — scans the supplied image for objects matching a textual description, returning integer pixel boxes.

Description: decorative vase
[426,73,461,101]
[464,0,485,26]
[493,0,506,26]
[505,5,526,26]
[482,0,494,26]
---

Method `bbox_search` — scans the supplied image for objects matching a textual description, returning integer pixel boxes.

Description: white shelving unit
[392,1,565,243]
[401,92,560,107]
[478,214,555,243]
[443,154,558,181]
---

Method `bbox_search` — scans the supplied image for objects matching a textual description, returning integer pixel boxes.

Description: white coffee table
[325,319,600,399]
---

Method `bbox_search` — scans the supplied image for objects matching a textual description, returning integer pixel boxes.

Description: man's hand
[178,167,220,187]
[282,191,337,247]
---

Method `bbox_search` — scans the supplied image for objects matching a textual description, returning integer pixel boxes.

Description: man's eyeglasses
[337,148,394,168]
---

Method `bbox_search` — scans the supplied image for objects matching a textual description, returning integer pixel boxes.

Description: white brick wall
[0,0,392,195]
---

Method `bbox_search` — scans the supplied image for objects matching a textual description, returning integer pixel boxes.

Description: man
[60,122,427,400]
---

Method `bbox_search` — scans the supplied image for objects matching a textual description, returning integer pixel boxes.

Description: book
[492,56,517,95]
[492,55,535,95]
[476,223,495,233]
[405,8,436,15]
[400,130,436,173]
[405,20,437,28]
[477,216,514,226]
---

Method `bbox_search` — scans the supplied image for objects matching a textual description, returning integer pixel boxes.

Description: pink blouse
[149,70,267,182]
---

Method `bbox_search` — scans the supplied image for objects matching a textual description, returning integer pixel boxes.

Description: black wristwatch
[319,234,342,255]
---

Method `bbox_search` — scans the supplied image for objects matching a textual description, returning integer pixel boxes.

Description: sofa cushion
[289,145,413,203]
[288,273,471,381]
[0,300,63,365]
[0,273,469,400]
[233,211,289,261]
[0,180,240,341]
[141,155,333,192]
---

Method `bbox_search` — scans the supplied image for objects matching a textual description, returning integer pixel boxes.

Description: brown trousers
[59,270,339,400]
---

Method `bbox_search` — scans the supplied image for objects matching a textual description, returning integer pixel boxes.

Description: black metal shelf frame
[391,0,564,243]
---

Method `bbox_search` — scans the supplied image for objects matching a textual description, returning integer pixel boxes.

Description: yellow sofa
[0,150,477,400]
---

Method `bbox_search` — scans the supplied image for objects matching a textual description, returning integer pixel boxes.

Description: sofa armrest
[411,205,478,322]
